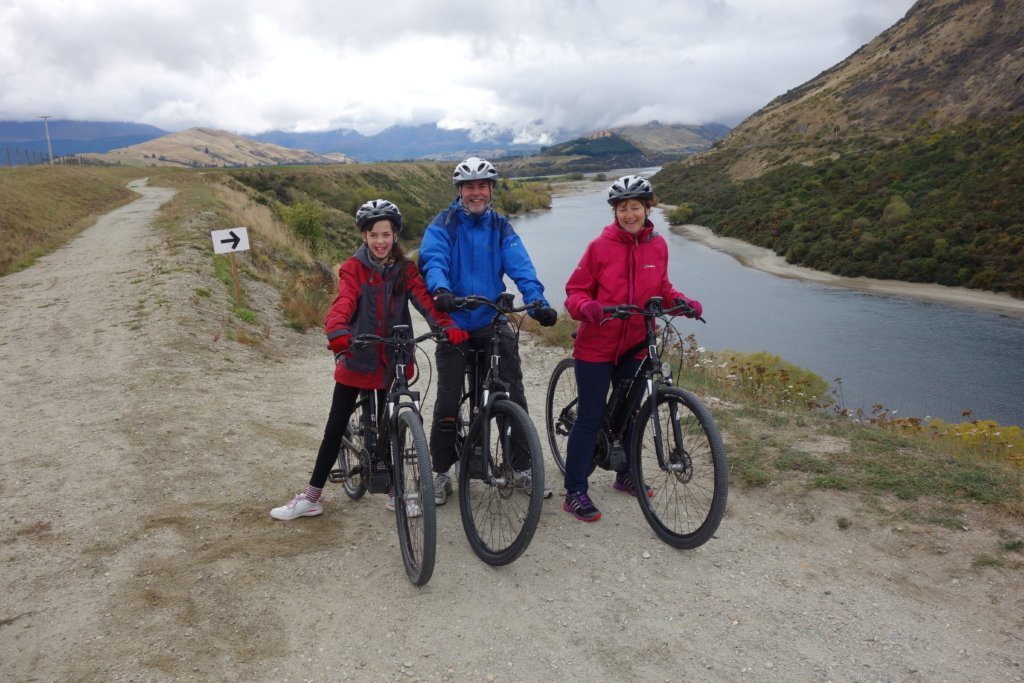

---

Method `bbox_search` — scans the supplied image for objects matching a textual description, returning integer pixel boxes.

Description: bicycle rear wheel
[630,387,728,549]
[545,358,576,474]
[458,400,543,566]
[393,409,436,586]
[339,409,367,500]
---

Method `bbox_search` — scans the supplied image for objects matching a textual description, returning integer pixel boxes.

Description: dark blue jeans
[564,355,642,494]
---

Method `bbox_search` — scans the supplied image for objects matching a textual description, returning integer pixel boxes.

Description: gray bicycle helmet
[355,199,402,232]
[607,175,654,205]
[452,156,498,186]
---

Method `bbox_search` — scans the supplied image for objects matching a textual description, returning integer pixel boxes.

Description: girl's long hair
[390,241,409,295]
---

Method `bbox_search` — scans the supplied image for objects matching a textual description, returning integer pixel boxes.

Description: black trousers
[310,382,384,489]
[429,322,530,473]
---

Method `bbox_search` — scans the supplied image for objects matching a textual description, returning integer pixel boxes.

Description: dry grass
[0,165,162,275]
[211,181,314,263]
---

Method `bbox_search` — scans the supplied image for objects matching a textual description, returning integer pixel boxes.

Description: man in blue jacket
[419,156,558,504]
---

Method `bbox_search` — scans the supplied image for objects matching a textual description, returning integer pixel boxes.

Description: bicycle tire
[630,387,728,549]
[340,410,367,500]
[544,358,576,474]
[393,409,436,586]
[457,400,544,566]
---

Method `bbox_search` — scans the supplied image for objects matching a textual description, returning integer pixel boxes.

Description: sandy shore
[670,223,1024,317]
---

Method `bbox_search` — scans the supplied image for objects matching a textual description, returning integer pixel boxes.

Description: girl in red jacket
[562,175,702,522]
[271,200,468,521]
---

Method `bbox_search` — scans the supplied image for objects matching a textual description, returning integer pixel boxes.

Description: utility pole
[38,115,54,164]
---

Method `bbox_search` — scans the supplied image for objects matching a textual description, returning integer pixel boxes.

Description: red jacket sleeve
[323,259,360,346]
[565,243,599,320]
[406,262,456,329]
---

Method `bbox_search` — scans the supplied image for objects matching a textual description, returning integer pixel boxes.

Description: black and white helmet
[355,199,402,232]
[607,175,654,205]
[452,157,498,186]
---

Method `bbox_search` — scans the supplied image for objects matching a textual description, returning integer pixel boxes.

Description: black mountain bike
[449,293,545,566]
[545,297,728,549]
[330,325,441,585]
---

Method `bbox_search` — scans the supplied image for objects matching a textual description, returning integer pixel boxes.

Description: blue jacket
[419,199,548,332]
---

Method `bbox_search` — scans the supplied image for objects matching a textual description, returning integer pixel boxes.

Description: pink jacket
[565,221,688,363]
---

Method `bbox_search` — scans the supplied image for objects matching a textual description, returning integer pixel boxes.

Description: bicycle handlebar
[451,294,543,315]
[600,297,706,324]
[350,329,445,350]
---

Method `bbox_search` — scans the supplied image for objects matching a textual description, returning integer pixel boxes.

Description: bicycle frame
[596,297,696,472]
[337,326,436,492]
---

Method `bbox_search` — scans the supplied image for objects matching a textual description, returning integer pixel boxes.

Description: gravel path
[1,179,1021,682]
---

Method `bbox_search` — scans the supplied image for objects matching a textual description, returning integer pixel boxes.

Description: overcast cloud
[0,0,916,140]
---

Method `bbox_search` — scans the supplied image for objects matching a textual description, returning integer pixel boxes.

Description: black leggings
[309,383,383,489]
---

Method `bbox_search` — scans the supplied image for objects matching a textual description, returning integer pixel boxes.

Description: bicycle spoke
[632,388,727,549]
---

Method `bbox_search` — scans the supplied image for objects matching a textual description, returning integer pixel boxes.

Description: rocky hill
[84,128,353,168]
[501,122,727,176]
[676,0,1023,181]
[655,0,1024,296]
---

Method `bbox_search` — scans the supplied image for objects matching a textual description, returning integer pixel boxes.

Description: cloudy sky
[0,0,917,141]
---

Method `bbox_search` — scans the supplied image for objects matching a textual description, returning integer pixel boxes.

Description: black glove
[433,289,456,313]
[533,304,558,327]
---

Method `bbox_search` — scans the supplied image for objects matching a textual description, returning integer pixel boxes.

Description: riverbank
[670,223,1024,317]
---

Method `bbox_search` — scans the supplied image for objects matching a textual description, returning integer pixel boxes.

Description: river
[512,172,1024,427]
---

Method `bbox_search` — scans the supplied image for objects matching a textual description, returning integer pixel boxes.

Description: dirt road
[1,180,1021,681]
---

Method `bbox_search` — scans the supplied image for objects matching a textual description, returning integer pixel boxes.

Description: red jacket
[565,221,688,363]
[326,246,455,389]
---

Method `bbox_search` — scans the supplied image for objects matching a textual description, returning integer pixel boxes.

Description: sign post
[211,227,251,305]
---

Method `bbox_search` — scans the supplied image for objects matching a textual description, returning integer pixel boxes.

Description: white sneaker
[515,468,553,498]
[270,493,323,520]
[386,489,422,517]
[434,472,452,505]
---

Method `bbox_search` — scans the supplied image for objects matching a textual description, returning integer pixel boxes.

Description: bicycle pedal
[328,468,349,483]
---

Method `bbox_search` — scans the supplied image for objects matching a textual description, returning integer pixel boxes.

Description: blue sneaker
[563,490,601,522]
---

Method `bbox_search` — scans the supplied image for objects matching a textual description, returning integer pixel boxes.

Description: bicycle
[447,293,546,566]
[329,325,442,586]
[544,296,728,549]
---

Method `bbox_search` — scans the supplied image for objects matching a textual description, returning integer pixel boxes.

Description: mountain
[84,128,350,168]
[499,122,728,176]
[654,0,1024,296]
[0,119,168,161]
[611,121,731,156]
[253,123,545,162]
[665,0,1022,181]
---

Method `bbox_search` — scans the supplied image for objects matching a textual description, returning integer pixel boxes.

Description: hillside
[500,122,726,176]
[611,121,730,156]
[655,0,1024,296]
[84,128,352,168]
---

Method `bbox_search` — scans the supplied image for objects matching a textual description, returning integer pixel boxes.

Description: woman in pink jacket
[562,175,702,522]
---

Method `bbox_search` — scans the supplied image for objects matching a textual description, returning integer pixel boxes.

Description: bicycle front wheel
[393,409,436,586]
[630,387,728,549]
[458,400,543,566]
[545,358,576,474]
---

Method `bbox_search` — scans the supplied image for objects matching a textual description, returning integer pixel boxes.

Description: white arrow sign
[211,227,250,254]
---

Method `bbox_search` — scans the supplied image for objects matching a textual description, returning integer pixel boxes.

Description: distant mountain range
[252,123,547,162]
[0,118,728,167]
[0,120,168,160]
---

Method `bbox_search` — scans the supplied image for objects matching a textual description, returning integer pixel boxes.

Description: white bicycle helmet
[607,175,654,205]
[355,199,402,232]
[452,157,498,186]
